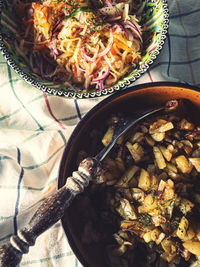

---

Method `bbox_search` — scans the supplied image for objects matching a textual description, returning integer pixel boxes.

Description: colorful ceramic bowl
[58,82,200,266]
[0,0,169,98]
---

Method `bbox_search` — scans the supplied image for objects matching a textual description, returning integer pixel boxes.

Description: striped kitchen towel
[0,0,200,266]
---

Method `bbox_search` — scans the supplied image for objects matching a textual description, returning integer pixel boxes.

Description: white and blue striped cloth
[0,0,200,266]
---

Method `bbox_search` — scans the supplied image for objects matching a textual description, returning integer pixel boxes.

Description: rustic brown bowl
[58,82,200,267]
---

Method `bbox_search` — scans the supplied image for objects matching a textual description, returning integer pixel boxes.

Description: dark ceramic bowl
[0,0,169,98]
[58,82,200,266]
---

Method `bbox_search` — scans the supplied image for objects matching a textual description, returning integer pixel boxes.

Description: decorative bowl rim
[0,0,169,99]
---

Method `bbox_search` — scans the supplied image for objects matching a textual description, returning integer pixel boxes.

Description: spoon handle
[0,157,98,267]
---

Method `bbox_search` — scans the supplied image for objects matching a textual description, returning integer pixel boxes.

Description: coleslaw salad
[15,0,143,91]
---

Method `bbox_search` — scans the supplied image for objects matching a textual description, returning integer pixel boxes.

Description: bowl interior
[58,82,200,266]
[0,0,169,98]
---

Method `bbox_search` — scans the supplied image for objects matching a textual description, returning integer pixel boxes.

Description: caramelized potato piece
[179,198,194,215]
[145,135,155,146]
[161,239,176,254]
[116,198,137,220]
[159,145,173,161]
[153,146,166,169]
[142,193,158,212]
[175,155,193,173]
[161,252,177,262]
[129,132,144,143]
[178,119,195,130]
[126,142,144,163]
[189,158,200,172]
[176,216,189,239]
[138,168,151,191]
[182,226,195,241]
[151,132,165,142]
[149,119,174,134]
[102,126,114,146]
[117,165,139,187]
[183,241,200,256]
[131,188,145,202]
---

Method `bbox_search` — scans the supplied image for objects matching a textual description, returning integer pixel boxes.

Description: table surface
[0,0,200,266]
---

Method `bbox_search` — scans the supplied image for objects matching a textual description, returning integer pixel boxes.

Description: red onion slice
[124,19,143,44]
[81,49,94,63]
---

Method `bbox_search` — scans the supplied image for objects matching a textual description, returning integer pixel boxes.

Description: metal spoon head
[94,99,190,163]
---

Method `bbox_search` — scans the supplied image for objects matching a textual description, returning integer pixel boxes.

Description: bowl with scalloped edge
[0,0,169,98]
[58,82,200,267]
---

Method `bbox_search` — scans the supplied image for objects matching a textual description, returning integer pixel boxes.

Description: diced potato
[152,215,166,227]
[167,179,174,188]
[143,193,158,211]
[112,243,127,256]
[138,168,151,191]
[183,241,200,256]
[159,146,173,161]
[153,146,167,169]
[167,144,176,154]
[181,248,191,261]
[161,239,176,254]
[182,140,193,155]
[158,179,166,191]
[151,228,161,241]
[173,140,184,149]
[137,205,147,214]
[166,163,178,173]
[196,226,200,241]
[131,188,145,202]
[175,155,193,174]
[189,158,200,172]
[145,135,155,146]
[163,184,174,203]
[161,252,177,262]
[116,198,137,220]
[116,165,139,187]
[155,232,165,245]
[184,146,193,155]
[143,231,152,243]
[140,125,148,133]
[178,119,195,131]
[120,220,141,232]
[129,132,144,143]
[150,174,159,191]
[192,149,200,158]
[149,119,174,134]
[182,226,195,241]
[176,216,189,240]
[181,139,193,148]
[179,198,194,215]
[143,228,164,244]
[126,142,144,163]
[151,132,165,142]
[102,126,114,146]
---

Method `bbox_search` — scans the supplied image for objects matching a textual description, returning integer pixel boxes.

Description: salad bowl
[0,0,169,98]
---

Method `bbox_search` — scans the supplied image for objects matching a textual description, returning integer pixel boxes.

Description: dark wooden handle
[0,157,99,267]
